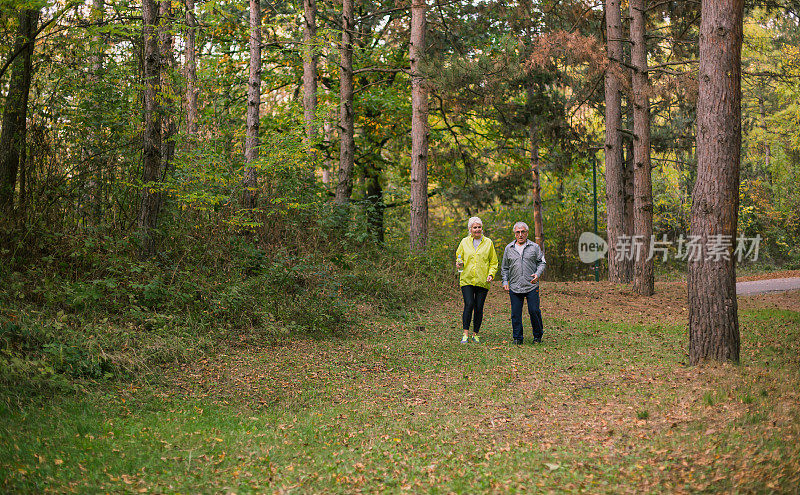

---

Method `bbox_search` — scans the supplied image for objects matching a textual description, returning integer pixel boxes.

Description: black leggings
[461,285,489,332]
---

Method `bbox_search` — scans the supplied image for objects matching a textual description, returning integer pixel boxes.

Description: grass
[1,285,799,493]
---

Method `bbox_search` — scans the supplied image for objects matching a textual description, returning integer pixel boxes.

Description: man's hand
[503,283,509,292]
[530,273,539,283]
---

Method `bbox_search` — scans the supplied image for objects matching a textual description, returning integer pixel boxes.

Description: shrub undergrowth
[1,197,451,394]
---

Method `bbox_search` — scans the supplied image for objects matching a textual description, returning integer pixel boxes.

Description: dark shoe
[514,339,523,346]
[533,337,542,343]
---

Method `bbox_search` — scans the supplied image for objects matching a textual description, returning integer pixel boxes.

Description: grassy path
[2,282,799,493]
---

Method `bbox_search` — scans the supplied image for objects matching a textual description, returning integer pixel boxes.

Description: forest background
[2,0,800,491]
[1,0,799,414]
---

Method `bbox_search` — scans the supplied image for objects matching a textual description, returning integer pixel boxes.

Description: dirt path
[736,277,800,295]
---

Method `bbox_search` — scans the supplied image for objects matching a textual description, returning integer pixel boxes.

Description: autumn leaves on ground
[2,276,800,493]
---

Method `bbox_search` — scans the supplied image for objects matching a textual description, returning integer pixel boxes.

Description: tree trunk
[243,0,261,208]
[527,84,544,248]
[160,1,176,175]
[303,0,318,155]
[185,0,199,136]
[322,118,333,184]
[758,93,771,183]
[630,0,654,296]
[335,0,355,204]
[138,0,162,256]
[688,0,743,365]
[622,124,635,282]
[603,0,625,281]
[0,8,38,216]
[409,0,429,252]
[88,0,105,222]
[365,163,384,243]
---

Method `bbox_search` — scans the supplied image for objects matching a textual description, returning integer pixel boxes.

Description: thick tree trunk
[409,0,429,252]
[335,0,355,204]
[0,9,38,216]
[138,0,162,255]
[604,0,625,282]
[159,1,176,174]
[303,0,318,155]
[185,0,199,136]
[688,0,743,364]
[243,0,261,208]
[629,0,654,296]
[527,84,544,248]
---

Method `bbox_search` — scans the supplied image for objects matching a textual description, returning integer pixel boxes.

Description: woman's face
[470,222,483,238]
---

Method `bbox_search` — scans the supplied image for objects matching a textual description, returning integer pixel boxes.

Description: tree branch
[353,67,410,75]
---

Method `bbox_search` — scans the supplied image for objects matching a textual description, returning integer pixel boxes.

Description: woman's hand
[487,274,493,282]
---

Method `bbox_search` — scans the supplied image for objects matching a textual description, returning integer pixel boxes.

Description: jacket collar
[509,239,535,249]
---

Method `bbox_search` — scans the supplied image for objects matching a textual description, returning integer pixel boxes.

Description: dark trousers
[461,285,488,332]
[509,288,543,342]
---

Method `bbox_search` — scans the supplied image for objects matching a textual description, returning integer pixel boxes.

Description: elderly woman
[455,216,499,343]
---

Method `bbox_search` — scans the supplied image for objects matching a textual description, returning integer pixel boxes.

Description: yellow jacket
[456,235,499,289]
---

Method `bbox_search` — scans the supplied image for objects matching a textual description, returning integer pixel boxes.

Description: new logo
[578,232,608,264]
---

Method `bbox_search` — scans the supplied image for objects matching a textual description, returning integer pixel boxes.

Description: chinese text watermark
[578,233,761,264]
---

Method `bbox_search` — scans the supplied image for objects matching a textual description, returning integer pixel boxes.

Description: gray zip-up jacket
[501,240,546,293]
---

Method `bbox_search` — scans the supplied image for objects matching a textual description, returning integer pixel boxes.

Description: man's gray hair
[468,216,483,230]
[513,221,529,232]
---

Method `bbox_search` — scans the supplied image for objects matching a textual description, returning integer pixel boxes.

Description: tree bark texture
[527,84,544,249]
[409,0,429,252]
[303,0,318,152]
[603,0,625,281]
[243,0,261,208]
[335,0,355,204]
[0,8,38,215]
[630,0,654,296]
[688,0,743,365]
[138,0,162,255]
[185,0,199,136]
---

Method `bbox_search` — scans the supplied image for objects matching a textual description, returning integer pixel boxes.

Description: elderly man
[501,222,546,345]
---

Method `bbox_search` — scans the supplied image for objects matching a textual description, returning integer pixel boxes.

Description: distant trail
[736,277,800,296]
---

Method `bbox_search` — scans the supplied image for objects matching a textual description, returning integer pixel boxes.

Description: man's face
[514,227,528,244]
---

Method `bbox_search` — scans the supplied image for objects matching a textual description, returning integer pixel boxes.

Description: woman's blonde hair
[467,216,483,230]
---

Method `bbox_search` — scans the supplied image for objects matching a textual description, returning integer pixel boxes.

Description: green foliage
[739,178,800,261]
[0,318,112,391]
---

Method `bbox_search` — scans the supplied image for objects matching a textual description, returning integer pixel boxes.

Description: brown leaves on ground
[160,271,800,492]
[540,280,689,327]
